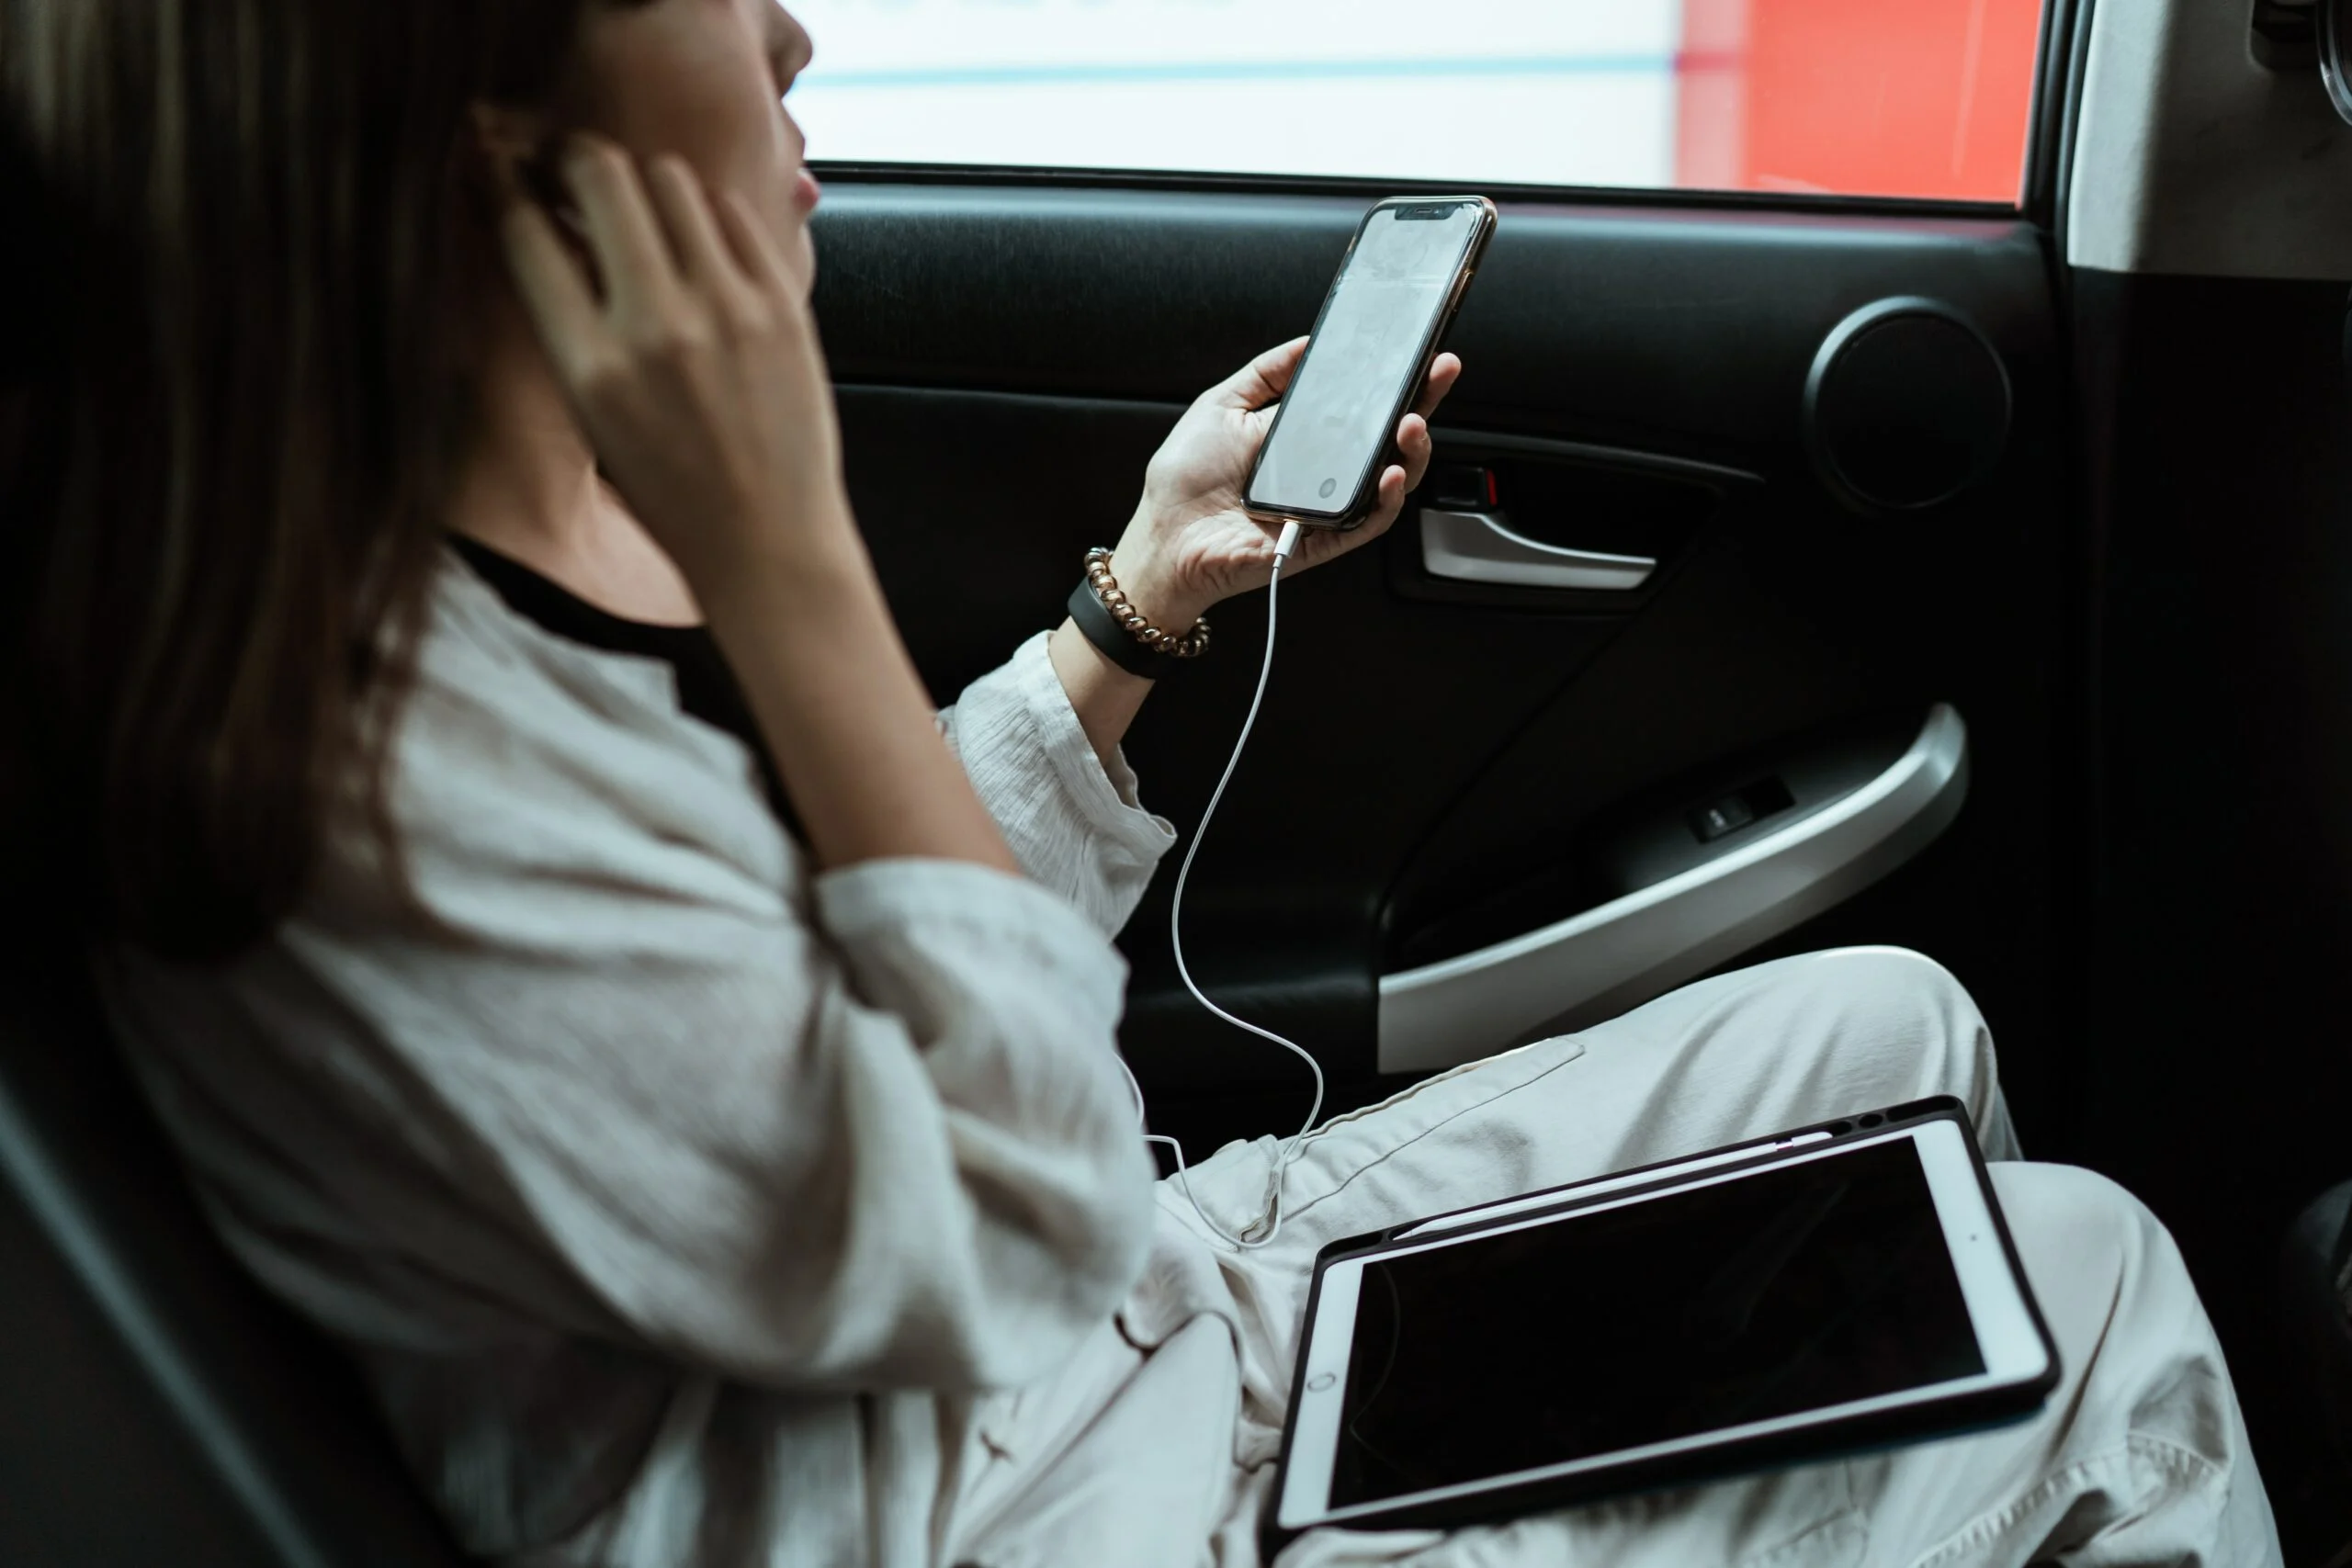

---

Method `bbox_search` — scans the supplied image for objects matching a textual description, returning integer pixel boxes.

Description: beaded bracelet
[1067,547,1211,678]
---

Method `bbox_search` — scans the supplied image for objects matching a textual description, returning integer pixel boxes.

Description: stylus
[1390,1130,1836,1241]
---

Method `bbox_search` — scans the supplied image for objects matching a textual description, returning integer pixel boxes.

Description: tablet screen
[1330,1137,1984,1507]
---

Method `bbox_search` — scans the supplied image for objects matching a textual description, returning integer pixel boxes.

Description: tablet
[1269,1099,2058,1544]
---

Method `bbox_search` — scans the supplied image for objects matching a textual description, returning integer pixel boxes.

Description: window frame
[804,0,2086,229]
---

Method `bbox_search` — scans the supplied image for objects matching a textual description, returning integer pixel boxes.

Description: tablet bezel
[1275,1118,2051,1532]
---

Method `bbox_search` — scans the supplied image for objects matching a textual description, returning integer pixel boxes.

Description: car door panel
[814,182,2070,1145]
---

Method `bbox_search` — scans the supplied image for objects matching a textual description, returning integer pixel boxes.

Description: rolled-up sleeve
[938,632,1176,936]
[134,588,1166,1398]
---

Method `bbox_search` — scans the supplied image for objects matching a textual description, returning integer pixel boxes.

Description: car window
[787,0,2046,204]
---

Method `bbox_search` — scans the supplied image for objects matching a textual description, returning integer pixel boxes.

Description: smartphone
[1244,196,1497,531]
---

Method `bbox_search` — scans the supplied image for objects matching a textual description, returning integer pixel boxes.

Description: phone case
[1242,195,1498,532]
[1261,1097,2062,1556]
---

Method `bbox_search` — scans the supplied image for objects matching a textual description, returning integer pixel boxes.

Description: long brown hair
[1,0,619,961]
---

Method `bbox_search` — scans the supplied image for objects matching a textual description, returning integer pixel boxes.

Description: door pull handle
[1419,507,1657,592]
[1376,705,1970,1073]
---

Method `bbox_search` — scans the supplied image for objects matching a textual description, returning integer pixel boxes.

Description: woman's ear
[469,102,543,163]
[469,102,548,200]
[469,101,580,230]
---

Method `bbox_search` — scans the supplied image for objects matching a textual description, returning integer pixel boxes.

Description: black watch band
[1068,579,1174,679]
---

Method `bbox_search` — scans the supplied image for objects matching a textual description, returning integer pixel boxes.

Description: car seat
[2283,1178,2352,1488]
[0,944,467,1567]
[0,114,463,1565]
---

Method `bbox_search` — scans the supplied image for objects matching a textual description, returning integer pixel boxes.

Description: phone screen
[1248,200,1484,517]
[1329,1136,1983,1508]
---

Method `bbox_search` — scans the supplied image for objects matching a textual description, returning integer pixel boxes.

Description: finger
[715,188,796,294]
[644,155,754,299]
[1413,353,1463,421]
[498,196,607,382]
[1364,464,1409,536]
[1395,412,1436,491]
[1217,336,1311,410]
[562,136,678,316]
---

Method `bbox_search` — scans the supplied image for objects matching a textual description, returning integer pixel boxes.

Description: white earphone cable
[1117,519,1322,1251]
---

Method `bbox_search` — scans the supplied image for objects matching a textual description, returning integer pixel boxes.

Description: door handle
[1419,507,1657,592]
[1377,704,1970,1074]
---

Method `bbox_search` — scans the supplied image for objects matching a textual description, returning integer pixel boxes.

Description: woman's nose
[770,4,814,95]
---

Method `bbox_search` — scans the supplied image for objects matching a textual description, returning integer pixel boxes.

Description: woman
[0,2,2282,1564]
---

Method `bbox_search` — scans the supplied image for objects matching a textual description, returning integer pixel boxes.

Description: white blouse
[100,558,1182,1564]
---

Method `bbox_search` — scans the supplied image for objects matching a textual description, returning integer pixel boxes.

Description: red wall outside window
[1678,0,2044,201]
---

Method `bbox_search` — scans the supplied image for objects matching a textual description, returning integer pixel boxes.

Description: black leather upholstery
[0,950,466,1568]
[2283,1178,2352,1482]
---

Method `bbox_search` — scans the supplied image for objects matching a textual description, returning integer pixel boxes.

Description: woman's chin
[791,225,818,297]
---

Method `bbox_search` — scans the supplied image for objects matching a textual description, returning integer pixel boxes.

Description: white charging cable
[1117,518,1325,1250]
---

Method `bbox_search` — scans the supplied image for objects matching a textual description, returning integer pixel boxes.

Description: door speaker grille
[1804,298,2011,513]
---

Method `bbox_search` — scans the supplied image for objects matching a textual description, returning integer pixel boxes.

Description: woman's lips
[794,165,822,212]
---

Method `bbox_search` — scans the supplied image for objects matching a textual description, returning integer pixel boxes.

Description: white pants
[948,949,2283,1568]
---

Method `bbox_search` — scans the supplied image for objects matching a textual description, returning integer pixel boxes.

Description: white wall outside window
[786,0,1685,190]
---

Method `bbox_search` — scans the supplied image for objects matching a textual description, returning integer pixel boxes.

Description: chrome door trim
[1419,508,1658,591]
[1376,704,1970,1074]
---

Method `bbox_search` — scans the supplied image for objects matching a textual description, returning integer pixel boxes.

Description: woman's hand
[497,134,853,591]
[1102,338,1464,631]
[500,136,1017,875]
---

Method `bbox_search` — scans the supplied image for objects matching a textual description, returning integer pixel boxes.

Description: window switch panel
[1689,776,1797,844]
[1691,796,1757,841]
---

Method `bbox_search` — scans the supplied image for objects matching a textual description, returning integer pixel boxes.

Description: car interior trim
[1419,508,1657,592]
[0,1067,338,1568]
[808,161,2023,223]
[2021,0,2088,222]
[2067,0,2352,279]
[1376,704,1971,1074]
[1425,427,1765,491]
